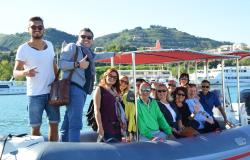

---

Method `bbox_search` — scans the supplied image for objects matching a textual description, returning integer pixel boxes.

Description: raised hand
[79,55,89,69]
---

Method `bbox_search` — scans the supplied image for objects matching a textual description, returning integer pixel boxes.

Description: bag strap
[67,46,79,80]
[54,46,79,81]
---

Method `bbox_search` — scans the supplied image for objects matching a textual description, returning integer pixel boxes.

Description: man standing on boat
[59,28,114,142]
[13,16,60,141]
[198,80,232,128]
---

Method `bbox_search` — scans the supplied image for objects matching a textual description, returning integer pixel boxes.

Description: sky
[0,0,249,44]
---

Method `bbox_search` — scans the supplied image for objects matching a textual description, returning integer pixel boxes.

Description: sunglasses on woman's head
[81,35,93,40]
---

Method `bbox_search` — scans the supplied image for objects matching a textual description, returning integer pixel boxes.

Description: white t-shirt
[16,40,55,96]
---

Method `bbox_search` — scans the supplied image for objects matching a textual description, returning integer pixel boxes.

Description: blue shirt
[198,91,221,117]
[186,98,212,129]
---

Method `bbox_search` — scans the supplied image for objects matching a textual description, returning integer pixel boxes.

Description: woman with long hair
[119,75,136,142]
[93,68,126,142]
[155,83,184,137]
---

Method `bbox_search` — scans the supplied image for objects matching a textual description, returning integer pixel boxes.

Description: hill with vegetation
[0,28,77,52]
[94,25,232,51]
[0,25,232,52]
[0,25,248,81]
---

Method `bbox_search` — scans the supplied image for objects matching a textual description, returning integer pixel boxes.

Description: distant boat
[118,69,173,83]
[0,77,26,95]
[190,64,250,86]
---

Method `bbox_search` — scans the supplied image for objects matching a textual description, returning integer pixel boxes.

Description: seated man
[137,82,174,141]
[198,80,232,128]
[168,80,177,101]
[186,84,219,133]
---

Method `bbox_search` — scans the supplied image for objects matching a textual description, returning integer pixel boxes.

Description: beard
[32,33,43,39]
[32,35,43,39]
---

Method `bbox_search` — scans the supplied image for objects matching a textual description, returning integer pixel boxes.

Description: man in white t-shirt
[13,16,60,141]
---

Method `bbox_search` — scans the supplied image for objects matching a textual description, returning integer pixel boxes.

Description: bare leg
[48,123,58,141]
[31,126,41,136]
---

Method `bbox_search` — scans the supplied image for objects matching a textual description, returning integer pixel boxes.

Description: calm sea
[0,94,92,135]
[0,85,249,135]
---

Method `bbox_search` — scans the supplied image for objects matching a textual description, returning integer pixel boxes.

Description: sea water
[0,86,249,135]
[0,94,92,135]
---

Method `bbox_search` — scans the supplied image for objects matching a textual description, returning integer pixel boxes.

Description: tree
[0,60,13,80]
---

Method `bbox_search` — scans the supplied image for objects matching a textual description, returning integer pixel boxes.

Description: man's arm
[218,106,233,127]
[13,60,25,78]
[53,61,58,78]
[94,52,115,61]
[13,60,38,78]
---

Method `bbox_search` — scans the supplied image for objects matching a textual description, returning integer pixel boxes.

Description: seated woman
[119,75,136,142]
[93,68,127,142]
[137,82,174,142]
[155,83,184,138]
[172,87,200,131]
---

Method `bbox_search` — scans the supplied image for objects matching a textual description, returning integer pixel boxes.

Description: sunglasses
[81,35,93,40]
[168,84,176,87]
[107,73,118,80]
[202,86,209,88]
[120,79,129,85]
[157,90,167,93]
[177,93,185,97]
[180,78,188,80]
[141,88,151,93]
[30,25,44,31]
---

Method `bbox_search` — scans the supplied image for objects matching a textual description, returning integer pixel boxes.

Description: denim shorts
[28,94,60,127]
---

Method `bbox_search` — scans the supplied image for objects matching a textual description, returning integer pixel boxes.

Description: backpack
[86,86,103,132]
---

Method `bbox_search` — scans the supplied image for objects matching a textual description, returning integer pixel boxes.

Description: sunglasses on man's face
[141,88,151,93]
[30,25,44,31]
[81,35,93,40]
[202,85,209,89]
[168,84,176,87]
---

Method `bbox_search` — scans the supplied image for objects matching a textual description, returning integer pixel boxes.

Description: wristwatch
[74,62,80,68]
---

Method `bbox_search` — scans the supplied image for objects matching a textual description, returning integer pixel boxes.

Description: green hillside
[0,25,232,52]
[0,29,77,51]
[94,25,232,51]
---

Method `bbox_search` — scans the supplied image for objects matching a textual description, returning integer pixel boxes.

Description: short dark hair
[201,79,210,85]
[188,83,196,88]
[29,16,44,25]
[79,28,94,38]
[136,78,146,83]
[179,73,190,84]
[173,87,188,101]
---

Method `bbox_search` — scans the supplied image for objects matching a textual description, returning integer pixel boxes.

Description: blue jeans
[60,84,87,142]
[28,94,60,127]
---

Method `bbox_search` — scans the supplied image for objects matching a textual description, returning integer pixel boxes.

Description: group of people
[13,16,232,143]
[13,16,114,142]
